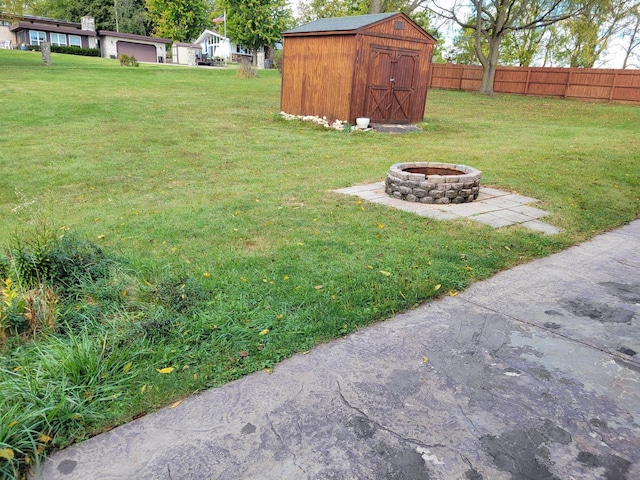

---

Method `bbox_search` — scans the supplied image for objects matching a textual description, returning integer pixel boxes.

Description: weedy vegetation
[0,49,638,478]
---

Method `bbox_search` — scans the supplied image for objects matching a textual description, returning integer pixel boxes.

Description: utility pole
[114,0,119,32]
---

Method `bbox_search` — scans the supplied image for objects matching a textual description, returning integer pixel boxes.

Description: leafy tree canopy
[27,0,147,34]
[223,0,292,53]
[145,0,211,41]
[431,0,586,93]
[553,0,633,68]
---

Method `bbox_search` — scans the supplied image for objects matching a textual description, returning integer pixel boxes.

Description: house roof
[284,13,396,34]
[16,14,80,28]
[98,30,172,44]
[10,20,97,36]
[193,29,228,45]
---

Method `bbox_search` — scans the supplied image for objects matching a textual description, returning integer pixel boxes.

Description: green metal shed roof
[284,13,398,34]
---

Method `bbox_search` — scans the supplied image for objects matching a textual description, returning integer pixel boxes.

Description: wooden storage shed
[281,13,437,124]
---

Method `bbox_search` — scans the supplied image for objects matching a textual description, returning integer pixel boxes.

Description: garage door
[117,41,157,63]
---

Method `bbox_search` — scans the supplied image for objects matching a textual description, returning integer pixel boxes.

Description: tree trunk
[369,0,383,14]
[479,37,501,94]
[622,15,640,69]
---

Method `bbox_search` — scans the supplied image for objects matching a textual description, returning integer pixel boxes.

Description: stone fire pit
[385,162,482,204]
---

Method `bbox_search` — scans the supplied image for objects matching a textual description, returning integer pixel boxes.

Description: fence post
[524,68,531,94]
[564,69,572,98]
[609,71,618,102]
[458,65,463,91]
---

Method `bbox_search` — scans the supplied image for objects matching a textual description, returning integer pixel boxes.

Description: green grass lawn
[0,49,639,477]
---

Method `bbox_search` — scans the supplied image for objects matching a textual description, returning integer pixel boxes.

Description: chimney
[81,16,95,32]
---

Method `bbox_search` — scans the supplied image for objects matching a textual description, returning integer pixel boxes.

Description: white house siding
[194,30,231,60]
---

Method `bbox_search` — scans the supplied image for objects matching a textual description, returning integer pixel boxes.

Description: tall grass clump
[0,223,117,343]
[0,222,228,478]
[0,225,152,477]
[236,57,257,78]
[0,330,148,478]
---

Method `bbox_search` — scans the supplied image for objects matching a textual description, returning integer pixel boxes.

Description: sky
[286,0,637,69]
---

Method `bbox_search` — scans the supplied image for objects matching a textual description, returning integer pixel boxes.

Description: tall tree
[224,0,292,62]
[1,0,30,19]
[430,0,586,94]
[554,0,630,67]
[298,0,429,23]
[145,0,210,41]
[368,0,426,14]
[500,27,548,66]
[621,4,640,68]
[297,0,366,23]
[450,25,484,64]
[498,2,554,67]
[30,0,147,34]
[451,14,548,67]
[116,0,147,34]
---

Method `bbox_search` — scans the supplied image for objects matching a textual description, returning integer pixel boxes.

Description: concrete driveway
[36,221,640,480]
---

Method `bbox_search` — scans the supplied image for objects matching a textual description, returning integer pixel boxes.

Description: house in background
[6,15,97,49]
[0,14,171,63]
[194,30,231,61]
[193,29,257,63]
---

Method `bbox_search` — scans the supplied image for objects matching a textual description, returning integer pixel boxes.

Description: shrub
[51,46,100,57]
[0,226,119,343]
[236,57,256,78]
[5,224,57,290]
[118,53,139,67]
[27,45,101,56]
[47,235,112,300]
[272,49,283,73]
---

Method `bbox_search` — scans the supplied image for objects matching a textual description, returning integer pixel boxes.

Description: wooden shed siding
[430,64,640,103]
[281,13,436,123]
[281,35,356,120]
[351,35,433,122]
[364,18,432,41]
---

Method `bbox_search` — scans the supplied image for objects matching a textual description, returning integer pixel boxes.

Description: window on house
[51,33,67,46]
[29,30,46,45]
[69,35,82,47]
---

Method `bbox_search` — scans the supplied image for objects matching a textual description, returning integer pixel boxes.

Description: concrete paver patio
[334,182,562,235]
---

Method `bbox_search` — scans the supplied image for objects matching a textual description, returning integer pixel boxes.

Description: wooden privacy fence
[430,63,640,103]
